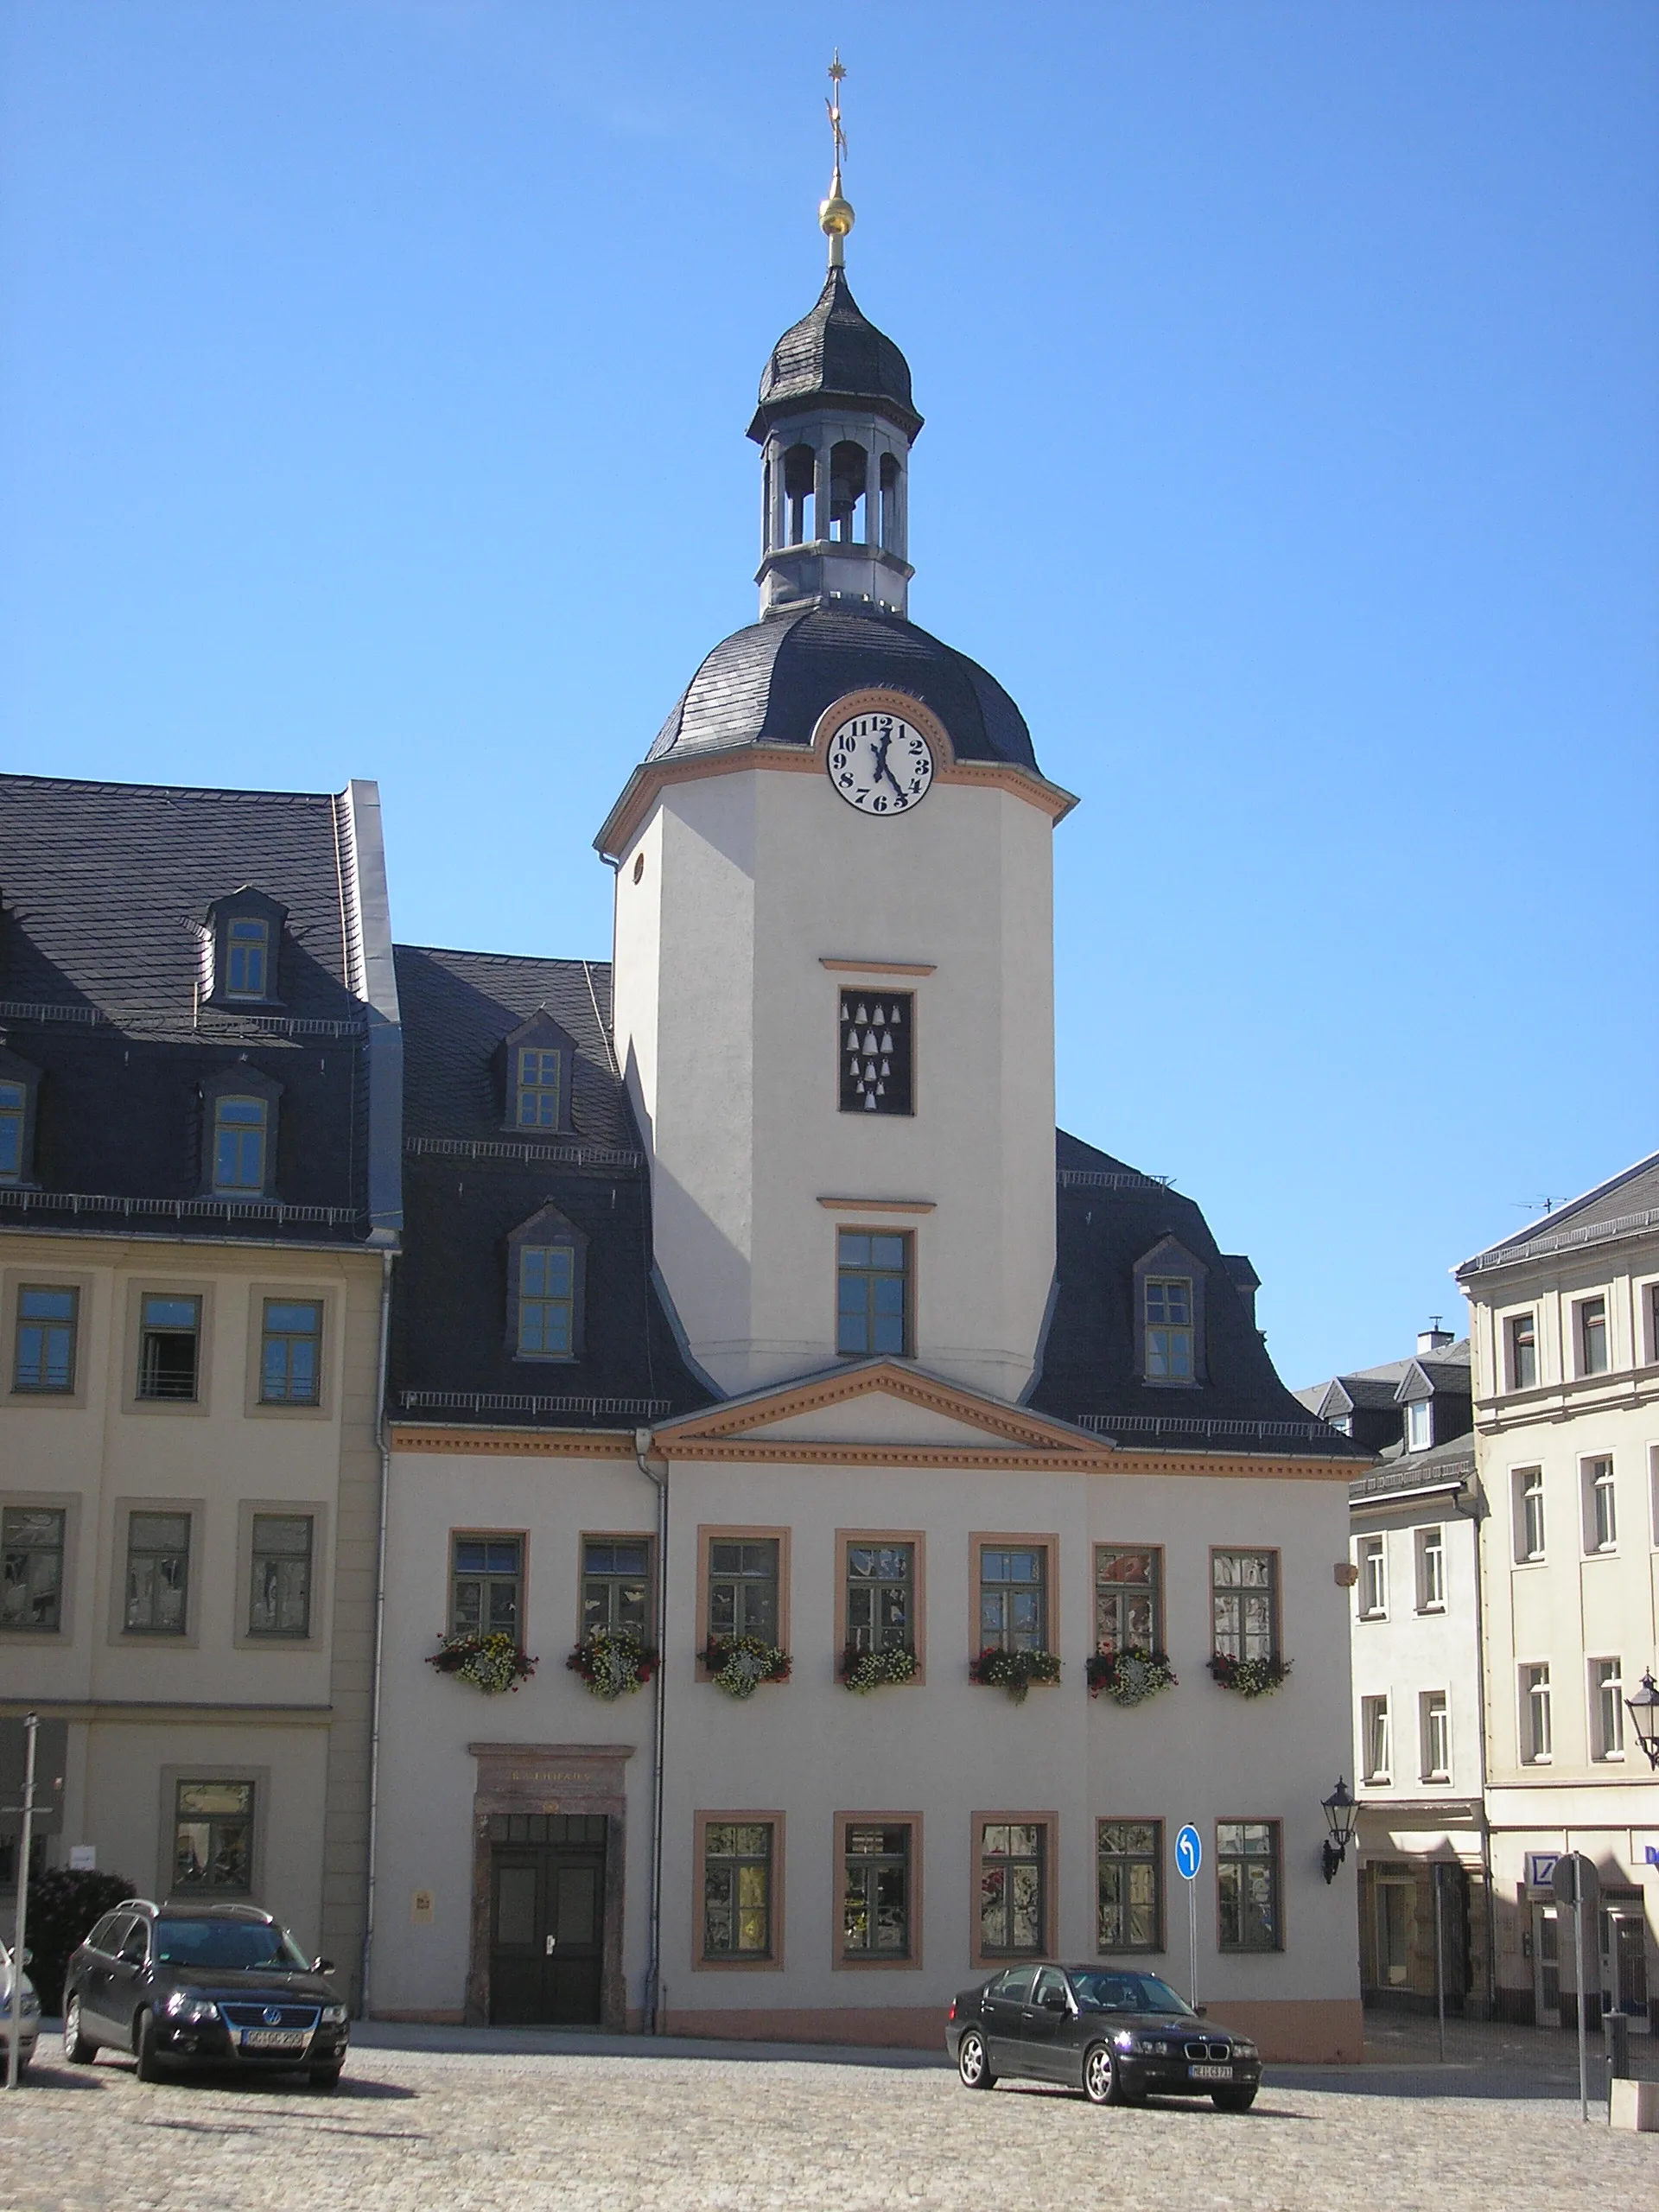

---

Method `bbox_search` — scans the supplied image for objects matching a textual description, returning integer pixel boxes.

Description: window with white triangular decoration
[838,990,913,1116]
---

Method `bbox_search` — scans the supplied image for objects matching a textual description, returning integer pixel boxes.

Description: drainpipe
[358,1245,396,2018]
[1454,1470,1497,2018]
[635,1426,668,2034]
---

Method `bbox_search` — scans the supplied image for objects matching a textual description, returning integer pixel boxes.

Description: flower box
[838,1643,918,1694]
[566,1631,659,1700]
[1086,1649,1178,1706]
[970,1646,1062,1704]
[702,1636,791,1700]
[426,1631,537,1694]
[1207,1652,1293,1698]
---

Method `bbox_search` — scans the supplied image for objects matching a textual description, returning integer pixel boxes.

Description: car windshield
[1070,1971,1193,2016]
[152,1919,312,1972]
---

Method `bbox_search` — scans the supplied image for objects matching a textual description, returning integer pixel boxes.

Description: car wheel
[63,1994,98,2063]
[1212,2086,1258,2113]
[957,2029,995,2090]
[308,2064,343,2091]
[1082,2042,1123,2105]
[134,2009,165,2083]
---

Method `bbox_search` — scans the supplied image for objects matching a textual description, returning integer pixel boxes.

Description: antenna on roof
[1513,1196,1568,1217]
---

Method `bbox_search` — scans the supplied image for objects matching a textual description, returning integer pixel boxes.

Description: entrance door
[487,1813,607,2025]
[1377,1883,1411,1988]
[1532,1904,1560,2024]
[1605,1909,1649,2019]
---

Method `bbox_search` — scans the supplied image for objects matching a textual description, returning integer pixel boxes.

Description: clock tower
[600,103,1076,1403]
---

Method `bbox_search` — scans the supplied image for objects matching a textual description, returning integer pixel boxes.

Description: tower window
[829,441,868,543]
[783,442,816,544]
[836,1230,911,1357]
[838,992,912,1115]
[879,452,901,551]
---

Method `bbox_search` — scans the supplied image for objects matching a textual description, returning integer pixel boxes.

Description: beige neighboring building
[0,774,402,2003]
[1458,1154,1659,2031]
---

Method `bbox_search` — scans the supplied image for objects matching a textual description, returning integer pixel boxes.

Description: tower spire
[818,50,855,270]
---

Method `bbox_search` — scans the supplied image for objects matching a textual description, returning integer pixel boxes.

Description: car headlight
[1112,2030,1149,2051]
[1231,2040,1258,2061]
[162,1990,220,2024]
[320,2005,348,2025]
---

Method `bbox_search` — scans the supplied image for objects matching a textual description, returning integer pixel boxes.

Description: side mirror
[1042,1991,1067,2012]
[312,1958,335,1975]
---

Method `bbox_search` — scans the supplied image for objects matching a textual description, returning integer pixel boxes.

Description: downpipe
[635,1427,668,2034]
[358,1245,396,2018]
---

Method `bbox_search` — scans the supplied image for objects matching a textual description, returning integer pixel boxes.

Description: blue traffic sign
[1175,1825,1202,1880]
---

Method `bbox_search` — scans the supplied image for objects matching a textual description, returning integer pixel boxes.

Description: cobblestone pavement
[1,2033,1655,2212]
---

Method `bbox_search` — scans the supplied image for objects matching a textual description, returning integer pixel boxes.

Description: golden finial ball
[819,192,855,238]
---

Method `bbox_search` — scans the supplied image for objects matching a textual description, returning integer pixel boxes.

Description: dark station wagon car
[61,1900,350,2088]
[946,1964,1262,2110]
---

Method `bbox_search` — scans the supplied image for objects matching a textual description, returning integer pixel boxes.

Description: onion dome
[748,268,922,443]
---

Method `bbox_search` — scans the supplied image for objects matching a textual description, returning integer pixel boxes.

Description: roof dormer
[200,887,288,1009]
[499,1008,580,1138]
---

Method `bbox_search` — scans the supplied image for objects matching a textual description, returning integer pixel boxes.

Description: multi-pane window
[1513,1467,1545,1562]
[1592,1658,1625,1760]
[259,1300,321,1404]
[224,916,270,997]
[1217,1821,1281,1952]
[1586,1459,1618,1552]
[1144,1278,1193,1381]
[450,1535,523,1638]
[1507,1312,1537,1390]
[842,1823,912,1958]
[980,1547,1047,1653]
[1579,1296,1609,1376]
[125,1511,190,1635]
[1421,1692,1451,1782]
[1416,1526,1446,1611]
[980,1822,1046,1955]
[137,1294,201,1401]
[845,1542,913,1655]
[1096,1821,1161,1952]
[1357,1535,1388,1619]
[708,1539,779,1644]
[173,1781,254,1891]
[702,1821,773,1959]
[0,1080,23,1178]
[13,1285,78,1393]
[836,1231,910,1357]
[1,1506,66,1632]
[1361,1695,1391,1783]
[518,1245,575,1357]
[212,1096,268,1192]
[1094,1547,1160,1654]
[1211,1550,1277,1660]
[582,1538,650,1638]
[248,1514,314,1637]
[1521,1663,1552,1763]
[838,991,913,1116]
[1405,1399,1432,1452]
[514,1047,564,1130]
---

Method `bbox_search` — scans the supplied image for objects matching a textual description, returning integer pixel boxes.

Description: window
[979,1822,1046,1955]
[1094,1547,1161,1654]
[1416,1527,1446,1611]
[248,1514,313,1637]
[450,1534,523,1638]
[1421,1692,1451,1782]
[518,1244,575,1357]
[224,917,270,998]
[13,1284,78,1394]
[836,1230,910,1357]
[838,991,913,1116]
[173,1781,254,1892]
[708,1538,779,1644]
[1096,1821,1162,1952]
[1513,1467,1545,1562]
[1211,1549,1277,1660]
[702,1821,773,1959]
[1357,1535,1388,1619]
[1,1506,66,1631]
[1578,1296,1609,1377]
[1585,1458,1618,1553]
[1217,1822,1281,1952]
[1521,1663,1552,1764]
[213,1096,268,1193]
[124,1510,190,1635]
[1404,1399,1432,1452]
[0,1081,22,1179]
[514,1046,564,1130]
[582,1538,650,1638]
[1144,1278,1193,1382]
[259,1300,321,1404]
[845,1541,913,1655]
[980,1546,1047,1654]
[1592,1658,1624,1760]
[1507,1312,1537,1391]
[1329,1414,1352,1436]
[842,1824,912,1958]
[1361,1695,1391,1783]
[137,1294,201,1401]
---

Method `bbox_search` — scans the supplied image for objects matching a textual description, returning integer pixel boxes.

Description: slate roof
[1350,1427,1477,1503]
[1458,1151,1659,1280]
[748,268,922,441]
[645,603,1040,774]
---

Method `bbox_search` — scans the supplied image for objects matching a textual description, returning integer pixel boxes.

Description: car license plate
[240,2030,308,2050]
[1188,2063,1232,2081]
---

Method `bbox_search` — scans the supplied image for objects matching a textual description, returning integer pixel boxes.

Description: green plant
[971,1646,1062,1704]
[566,1631,658,1700]
[1207,1652,1293,1698]
[839,1643,918,1694]
[702,1636,791,1699]
[1086,1649,1178,1706]
[19,1867,137,2013]
[426,1630,537,1693]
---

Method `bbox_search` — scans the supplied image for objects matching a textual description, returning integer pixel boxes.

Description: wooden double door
[488,1813,607,2024]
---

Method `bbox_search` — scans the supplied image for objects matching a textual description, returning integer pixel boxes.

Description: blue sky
[3,2,1655,1387]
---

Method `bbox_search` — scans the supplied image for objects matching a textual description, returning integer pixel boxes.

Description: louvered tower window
[838,991,913,1116]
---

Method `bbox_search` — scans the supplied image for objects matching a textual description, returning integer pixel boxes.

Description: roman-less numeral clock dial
[826,713,935,815]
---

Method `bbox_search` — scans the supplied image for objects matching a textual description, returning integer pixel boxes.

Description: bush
[20,1867,137,2012]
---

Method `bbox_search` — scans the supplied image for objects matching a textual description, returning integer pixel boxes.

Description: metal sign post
[5,1713,38,2094]
[1553,1852,1600,2123]
[1174,1824,1202,2011]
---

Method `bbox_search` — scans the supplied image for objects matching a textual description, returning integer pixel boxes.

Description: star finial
[819,51,855,268]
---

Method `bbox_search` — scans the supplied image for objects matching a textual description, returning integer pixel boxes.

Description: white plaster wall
[1348,1506,1484,1803]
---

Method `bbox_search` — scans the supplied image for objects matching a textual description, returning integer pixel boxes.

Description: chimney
[1417,1316,1453,1355]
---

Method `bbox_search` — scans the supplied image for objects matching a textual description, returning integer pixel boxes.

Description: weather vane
[819,50,855,269]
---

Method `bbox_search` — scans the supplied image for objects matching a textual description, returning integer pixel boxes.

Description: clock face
[826,712,935,817]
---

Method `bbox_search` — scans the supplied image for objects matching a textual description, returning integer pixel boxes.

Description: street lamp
[1321,1777,1357,1884]
[1624,1669,1659,1773]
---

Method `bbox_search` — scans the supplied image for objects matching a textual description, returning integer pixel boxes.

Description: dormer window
[201,888,286,1008]
[1405,1399,1432,1452]
[1133,1236,1208,1386]
[225,916,270,999]
[199,1063,283,1200]
[500,1010,578,1138]
[505,1203,588,1361]
[515,1048,564,1131]
[0,1040,41,1185]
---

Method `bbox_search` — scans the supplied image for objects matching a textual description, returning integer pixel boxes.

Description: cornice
[391,1424,636,1458]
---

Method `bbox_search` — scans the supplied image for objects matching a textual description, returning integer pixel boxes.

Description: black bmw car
[945,1963,1261,2110]
[61,1900,349,2088]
